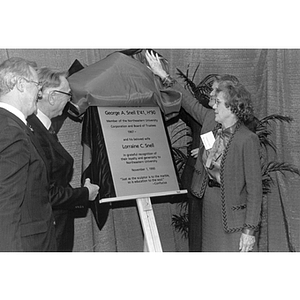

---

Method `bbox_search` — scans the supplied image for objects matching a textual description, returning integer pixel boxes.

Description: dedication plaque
[98,106,180,199]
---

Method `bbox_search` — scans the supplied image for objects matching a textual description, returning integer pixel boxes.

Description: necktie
[48,125,58,141]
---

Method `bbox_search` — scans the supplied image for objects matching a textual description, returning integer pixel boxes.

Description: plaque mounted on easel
[98,106,187,251]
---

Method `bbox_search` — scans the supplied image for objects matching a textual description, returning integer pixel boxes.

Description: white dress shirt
[36,109,51,130]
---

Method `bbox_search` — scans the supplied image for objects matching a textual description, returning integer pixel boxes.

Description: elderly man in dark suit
[0,57,57,251]
[27,68,99,251]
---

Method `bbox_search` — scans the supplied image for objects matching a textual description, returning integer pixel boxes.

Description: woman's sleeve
[172,81,211,126]
[243,133,263,230]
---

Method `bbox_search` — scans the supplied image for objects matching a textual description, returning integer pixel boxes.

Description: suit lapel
[26,120,51,178]
[0,107,28,132]
[27,114,73,165]
[0,108,50,179]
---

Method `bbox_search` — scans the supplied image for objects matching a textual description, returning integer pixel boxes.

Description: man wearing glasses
[0,57,57,251]
[27,68,99,251]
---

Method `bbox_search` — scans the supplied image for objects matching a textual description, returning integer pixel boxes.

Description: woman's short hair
[0,57,37,96]
[215,74,239,85]
[217,80,253,122]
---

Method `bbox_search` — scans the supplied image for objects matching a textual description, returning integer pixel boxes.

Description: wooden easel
[136,197,162,252]
[100,190,187,252]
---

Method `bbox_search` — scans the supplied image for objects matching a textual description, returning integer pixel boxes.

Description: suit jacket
[27,114,89,251]
[174,82,262,233]
[27,114,89,210]
[0,108,57,251]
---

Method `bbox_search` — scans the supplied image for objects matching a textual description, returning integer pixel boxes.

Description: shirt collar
[216,121,238,138]
[0,102,27,125]
[222,122,238,134]
[36,109,51,130]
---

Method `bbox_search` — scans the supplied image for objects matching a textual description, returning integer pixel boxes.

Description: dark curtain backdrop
[1,49,299,251]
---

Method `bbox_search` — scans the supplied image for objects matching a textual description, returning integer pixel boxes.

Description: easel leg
[136,197,163,252]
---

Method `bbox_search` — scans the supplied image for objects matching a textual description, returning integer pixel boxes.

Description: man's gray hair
[0,57,37,96]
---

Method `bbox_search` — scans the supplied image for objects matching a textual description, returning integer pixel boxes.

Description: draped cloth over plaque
[68,50,182,119]
[68,50,183,232]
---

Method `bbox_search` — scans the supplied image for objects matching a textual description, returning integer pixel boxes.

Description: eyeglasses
[53,90,72,99]
[209,96,217,106]
[21,77,42,89]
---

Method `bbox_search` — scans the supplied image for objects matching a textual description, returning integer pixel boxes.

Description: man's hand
[84,178,99,201]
